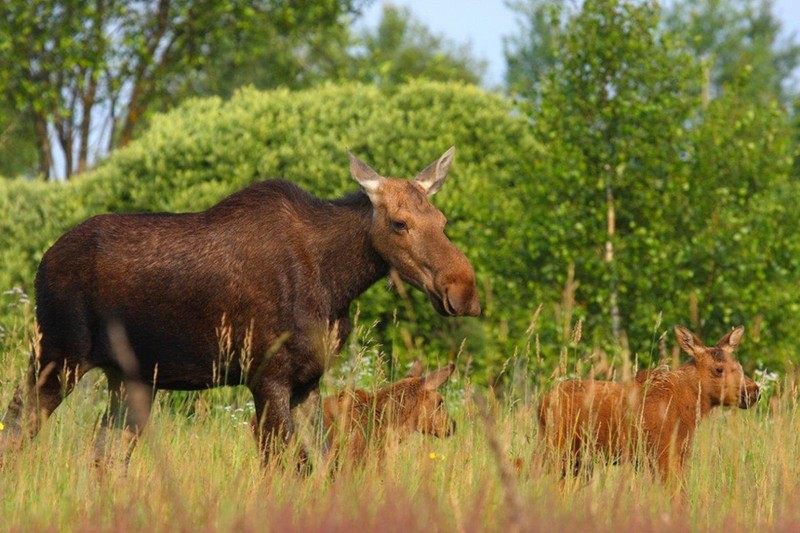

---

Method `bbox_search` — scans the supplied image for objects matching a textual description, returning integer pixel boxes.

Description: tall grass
[1,300,798,532]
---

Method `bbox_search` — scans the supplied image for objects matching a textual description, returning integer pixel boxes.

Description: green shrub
[0,73,796,384]
[0,82,541,382]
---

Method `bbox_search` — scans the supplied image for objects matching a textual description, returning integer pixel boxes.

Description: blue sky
[360,0,800,88]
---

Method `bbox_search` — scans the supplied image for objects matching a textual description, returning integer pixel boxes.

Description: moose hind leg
[1,353,86,454]
[93,370,153,468]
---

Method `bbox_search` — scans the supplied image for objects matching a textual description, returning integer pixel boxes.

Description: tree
[347,5,486,87]
[520,0,701,348]
[503,0,564,99]
[665,0,800,104]
[0,0,364,180]
[506,0,796,368]
[148,4,486,124]
[0,104,37,178]
[160,3,358,101]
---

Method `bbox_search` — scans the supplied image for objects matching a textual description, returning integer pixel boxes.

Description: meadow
[1,299,798,533]
[1,0,799,530]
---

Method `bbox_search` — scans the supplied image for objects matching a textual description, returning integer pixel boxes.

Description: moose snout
[445,283,481,317]
[739,380,760,409]
[437,266,480,317]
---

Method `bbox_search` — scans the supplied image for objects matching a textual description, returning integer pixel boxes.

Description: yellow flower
[0,421,4,431]
[429,452,436,459]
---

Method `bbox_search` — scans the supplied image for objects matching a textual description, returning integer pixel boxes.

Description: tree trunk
[32,113,52,180]
[78,74,98,174]
[605,167,621,343]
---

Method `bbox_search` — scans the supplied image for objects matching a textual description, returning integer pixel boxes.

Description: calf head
[394,363,457,438]
[349,148,480,317]
[674,325,760,409]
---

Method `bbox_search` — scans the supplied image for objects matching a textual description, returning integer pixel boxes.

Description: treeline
[0,0,798,386]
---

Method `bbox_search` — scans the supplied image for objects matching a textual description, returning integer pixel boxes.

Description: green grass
[1,309,798,532]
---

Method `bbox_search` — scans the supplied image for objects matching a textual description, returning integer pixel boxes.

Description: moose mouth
[428,290,456,317]
[389,268,457,317]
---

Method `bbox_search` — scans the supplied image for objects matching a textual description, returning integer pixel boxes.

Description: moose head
[349,148,480,317]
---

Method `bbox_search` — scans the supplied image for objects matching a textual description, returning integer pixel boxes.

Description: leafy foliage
[347,5,486,87]
[503,0,564,98]
[0,104,37,177]
[664,0,800,103]
[0,0,364,179]
[507,0,797,373]
[0,1,797,384]
[0,82,539,381]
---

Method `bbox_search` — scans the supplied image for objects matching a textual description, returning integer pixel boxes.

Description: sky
[360,0,800,88]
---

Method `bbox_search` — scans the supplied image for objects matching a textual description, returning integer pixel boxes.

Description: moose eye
[391,220,408,233]
[714,367,725,377]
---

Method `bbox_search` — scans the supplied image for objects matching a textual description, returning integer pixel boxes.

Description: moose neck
[316,192,389,316]
[677,364,714,420]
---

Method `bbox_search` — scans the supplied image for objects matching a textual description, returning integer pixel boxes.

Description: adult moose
[0,147,480,466]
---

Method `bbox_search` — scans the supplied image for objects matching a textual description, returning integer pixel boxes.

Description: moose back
[1,147,479,464]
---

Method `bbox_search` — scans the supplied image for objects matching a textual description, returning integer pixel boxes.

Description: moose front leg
[250,383,296,466]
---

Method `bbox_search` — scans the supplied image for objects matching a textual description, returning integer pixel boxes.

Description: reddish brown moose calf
[322,363,456,464]
[539,326,760,481]
[0,147,479,467]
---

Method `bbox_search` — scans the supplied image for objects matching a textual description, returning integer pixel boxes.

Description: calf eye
[715,367,724,376]
[391,220,408,233]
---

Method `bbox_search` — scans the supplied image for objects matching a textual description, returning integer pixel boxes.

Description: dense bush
[0,82,541,381]
[509,0,797,373]
[0,34,796,385]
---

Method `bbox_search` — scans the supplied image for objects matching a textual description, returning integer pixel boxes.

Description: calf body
[539,326,760,480]
[322,364,456,464]
[1,148,479,465]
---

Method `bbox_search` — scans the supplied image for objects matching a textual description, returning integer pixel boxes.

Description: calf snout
[739,379,760,409]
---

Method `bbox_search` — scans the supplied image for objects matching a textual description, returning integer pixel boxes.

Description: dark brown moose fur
[321,363,456,464]
[539,326,760,481]
[0,148,479,466]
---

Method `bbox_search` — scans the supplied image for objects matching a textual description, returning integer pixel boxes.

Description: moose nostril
[445,285,480,317]
[469,298,481,317]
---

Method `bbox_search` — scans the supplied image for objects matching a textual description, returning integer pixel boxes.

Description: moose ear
[348,151,383,202]
[674,325,704,356]
[717,326,745,351]
[405,360,424,378]
[414,146,455,197]
[422,363,455,390]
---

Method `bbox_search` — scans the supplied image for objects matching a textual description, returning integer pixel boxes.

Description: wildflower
[0,421,4,431]
[428,452,445,461]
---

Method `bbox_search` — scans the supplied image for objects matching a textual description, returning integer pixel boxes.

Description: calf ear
[423,363,455,390]
[405,360,424,378]
[348,151,383,202]
[414,146,455,197]
[674,325,704,356]
[717,326,745,351]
